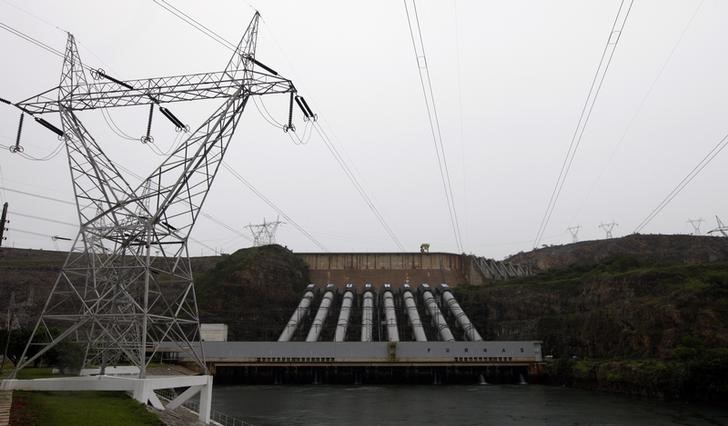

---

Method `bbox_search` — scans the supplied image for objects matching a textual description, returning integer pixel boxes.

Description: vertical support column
[198,375,213,424]
[140,222,152,379]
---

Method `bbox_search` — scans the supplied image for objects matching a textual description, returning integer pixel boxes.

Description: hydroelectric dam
[168,279,543,385]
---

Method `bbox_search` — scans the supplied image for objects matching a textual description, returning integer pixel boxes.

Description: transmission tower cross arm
[14,70,295,115]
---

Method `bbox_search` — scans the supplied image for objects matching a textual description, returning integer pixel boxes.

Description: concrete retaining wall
[296,252,529,287]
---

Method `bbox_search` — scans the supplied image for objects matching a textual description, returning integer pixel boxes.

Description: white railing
[156,388,254,426]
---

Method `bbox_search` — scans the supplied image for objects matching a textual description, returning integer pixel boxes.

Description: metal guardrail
[156,388,254,426]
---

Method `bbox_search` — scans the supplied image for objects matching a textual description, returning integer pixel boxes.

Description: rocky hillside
[194,245,310,341]
[507,234,728,272]
[461,240,728,401]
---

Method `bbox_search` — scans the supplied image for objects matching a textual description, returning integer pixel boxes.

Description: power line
[311,122,405,251]
[8,210,76,227]
[633,131,728,233]
[222,162,328,251]
[533,0,634,247]
[0,141,65,161]
[0,21,95,72]
[567,0,704,227]
[152,3,403,251]
[151,0,236,52]
[0,186,75,205]
[403,0,463,252]
[6,227,67,240]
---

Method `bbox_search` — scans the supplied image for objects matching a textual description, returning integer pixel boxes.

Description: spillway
[421,286,455,342]
[383,285,399,342]
[278,285,316,342]
[306,286,335,342]
[440,284,482,341]
[403,285,427,342]
[334,285,354,342]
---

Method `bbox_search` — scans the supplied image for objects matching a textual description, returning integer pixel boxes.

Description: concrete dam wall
[296,252,530,288]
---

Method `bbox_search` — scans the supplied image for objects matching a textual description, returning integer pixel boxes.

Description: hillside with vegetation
[194,245,310,341]
[2,236,727,400]
[459,242,728,401]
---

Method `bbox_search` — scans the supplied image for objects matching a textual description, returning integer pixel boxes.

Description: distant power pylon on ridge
[708,215,728,237]
[686,218,704,235]
[599,221,618,239]
[567,225,581,243]
[244,216,285,246]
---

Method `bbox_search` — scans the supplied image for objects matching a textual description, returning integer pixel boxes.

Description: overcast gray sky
[0,0,726,259]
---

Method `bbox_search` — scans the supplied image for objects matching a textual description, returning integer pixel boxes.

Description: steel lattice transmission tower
[599,221,618,239]
[567,225,581,243]
[686,218,704,235]
[244,216,284,246]
[708,215,728,237]
[7,14,307,378]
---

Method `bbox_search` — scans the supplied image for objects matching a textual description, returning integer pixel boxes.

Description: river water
[212,384,728,425]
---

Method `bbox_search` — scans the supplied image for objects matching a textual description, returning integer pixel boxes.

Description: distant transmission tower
[708,215,728,237]
[3,13,312,380]
[244,216,284,246]
[686,218,704,235]
[599,221,618,239]
[567,225,581,243]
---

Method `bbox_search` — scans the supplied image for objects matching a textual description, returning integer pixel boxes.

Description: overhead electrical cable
[567,0,704,227]
[7,227,65,239]
[0,186,75,205]
[633,131,728,233]
[9,210,76,227]
[311,122,405,251]
[221,162,328,251]
[151,0,236,52]
[452,0,468,250]
[533,0,634,248]
[0,21,95,72]
[403,0,464,252]
[100,109,138,141]
[152,2,404,251]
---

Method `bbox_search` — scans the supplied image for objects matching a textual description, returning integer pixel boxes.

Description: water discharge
[213,384,728,425]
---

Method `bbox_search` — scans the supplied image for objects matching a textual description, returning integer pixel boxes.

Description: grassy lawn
[11,391,163,426]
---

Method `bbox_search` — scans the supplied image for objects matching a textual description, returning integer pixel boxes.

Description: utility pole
[599,221,618,239]
[686,218,704,235]
[0,202,8,247]
[567,225,581,243]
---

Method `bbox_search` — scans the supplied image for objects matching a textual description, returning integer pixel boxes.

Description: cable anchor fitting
[10,113,25,153]
[141,103,155,144]
[283,91,296,133]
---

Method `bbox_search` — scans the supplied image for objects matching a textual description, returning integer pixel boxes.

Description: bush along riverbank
[544,349,728,401]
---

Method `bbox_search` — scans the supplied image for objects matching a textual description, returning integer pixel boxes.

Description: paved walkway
[0,391,11,426]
